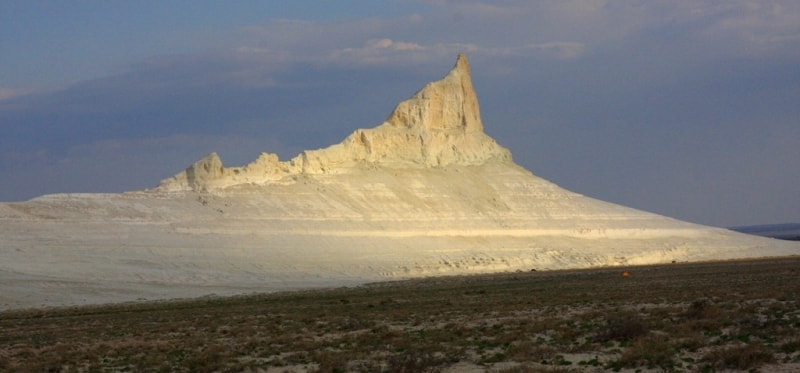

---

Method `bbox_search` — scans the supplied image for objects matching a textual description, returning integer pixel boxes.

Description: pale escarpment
[1,54,798,309]
[157,54,511,192]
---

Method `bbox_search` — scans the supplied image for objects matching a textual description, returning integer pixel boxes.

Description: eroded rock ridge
[158,54,511,192]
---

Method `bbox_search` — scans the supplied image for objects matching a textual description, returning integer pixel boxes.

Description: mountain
[1,54,797,310]
[730,224,800,241]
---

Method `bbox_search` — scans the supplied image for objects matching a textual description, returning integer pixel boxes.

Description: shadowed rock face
[157,54,511,192]
[1,54,798,309]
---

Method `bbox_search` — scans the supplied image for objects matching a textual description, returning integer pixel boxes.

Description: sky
[1,0,799,228]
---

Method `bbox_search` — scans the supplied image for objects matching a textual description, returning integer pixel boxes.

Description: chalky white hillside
[1,55,797,309]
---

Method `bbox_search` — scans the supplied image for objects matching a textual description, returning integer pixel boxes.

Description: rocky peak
[157,54,511,192]
[385,53,483,133]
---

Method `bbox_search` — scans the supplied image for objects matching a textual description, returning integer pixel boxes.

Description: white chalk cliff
[1,54,797,309]
[157,54,510,191]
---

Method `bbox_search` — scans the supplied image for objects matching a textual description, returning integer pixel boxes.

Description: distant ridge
[730,223,800,241]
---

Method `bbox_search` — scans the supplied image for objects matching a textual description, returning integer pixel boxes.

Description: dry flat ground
[1,257,799,372]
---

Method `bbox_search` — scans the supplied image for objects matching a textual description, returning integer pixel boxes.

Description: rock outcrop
[157,54,511,191]
[1,54,798,309]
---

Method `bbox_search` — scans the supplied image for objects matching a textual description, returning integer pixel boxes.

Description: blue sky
[1,0,799,227]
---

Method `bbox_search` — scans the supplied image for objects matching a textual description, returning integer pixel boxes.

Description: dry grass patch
[1,257,799,372]
[702,343,775,370]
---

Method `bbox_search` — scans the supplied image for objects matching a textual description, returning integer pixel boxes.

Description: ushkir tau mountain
[1,55,797,309]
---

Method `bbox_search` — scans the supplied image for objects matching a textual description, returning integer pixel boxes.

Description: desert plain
[2,257,800,372]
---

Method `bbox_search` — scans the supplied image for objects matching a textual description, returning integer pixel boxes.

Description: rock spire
[158,54,511,191]
[386,53,483,133]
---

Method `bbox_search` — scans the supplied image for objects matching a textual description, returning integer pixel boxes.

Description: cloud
[434,0,527,18]
[699,1,800,55]
[233,15,426,59]
[224,9,589,70]
[325,38,477,66]
[525,42,586,59]
[415,0,800,58]
[0,86,58,102]
[368,38,425,51]
[0,88,17,100]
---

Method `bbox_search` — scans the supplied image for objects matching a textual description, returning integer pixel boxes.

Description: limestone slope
[1,54,797,309]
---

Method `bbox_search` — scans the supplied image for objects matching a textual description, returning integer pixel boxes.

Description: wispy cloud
[325,38,476,66]
[699,1,800,55]
[415,1,800,57]
[0,88,16,101]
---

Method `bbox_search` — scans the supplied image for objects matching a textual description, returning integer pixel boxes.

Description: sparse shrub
[507,340,558,362]
[702,343,775,370]
[498,365,574,373]
[481,351,506,364]
[673,330,707,352]
[578,356,601,367]
[780,338,800,354]
[496,365,538,373]
[386,349,442,372]
[182,344,229,372]
[284,351,311,365]
[312,350,349,373]
[594,315,648,342]
[612,334,675,370]
[685,298,719,320]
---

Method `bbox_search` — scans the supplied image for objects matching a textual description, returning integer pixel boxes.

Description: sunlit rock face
[1,55,797,309]
[156,54,510,191]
